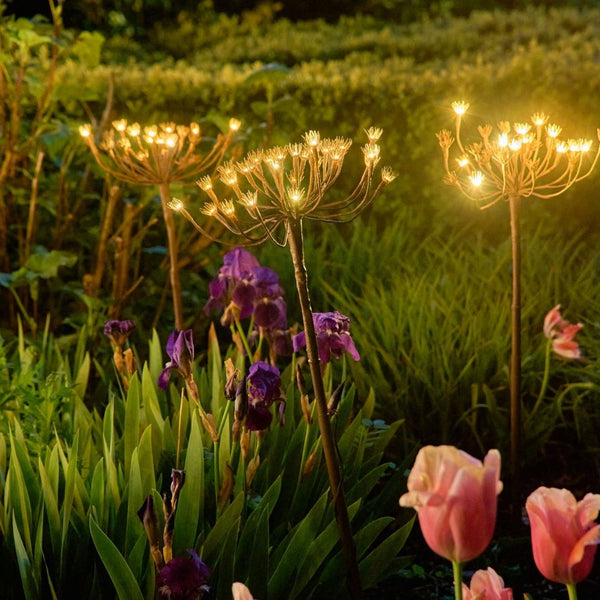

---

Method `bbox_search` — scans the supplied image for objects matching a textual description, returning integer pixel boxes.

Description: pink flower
[526,486,600,585]
[399,445,502,563]
[462,567,513,600]
[232,582,254,600]
[543,304,583,359]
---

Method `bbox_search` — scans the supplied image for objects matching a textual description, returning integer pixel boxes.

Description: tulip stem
[452,561,463,600]
[566,583,578,600]
[527,339,552,424]
[286,217,362,600]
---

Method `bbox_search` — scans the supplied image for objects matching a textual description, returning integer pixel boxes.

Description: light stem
[566,583,578,600]
[509,194,522,517]
[286,218,362,600]
[158,182,185,330]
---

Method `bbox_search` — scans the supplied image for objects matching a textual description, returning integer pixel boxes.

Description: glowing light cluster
[172,128,396,246]
[79,118,241,185]
[437,102,600,207]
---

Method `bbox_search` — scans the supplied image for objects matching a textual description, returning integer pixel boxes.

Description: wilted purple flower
[157,549,210,600]
[103,319,135,347]
[293,311,360,363]
[245,361,282,431]
[158,329,195,390]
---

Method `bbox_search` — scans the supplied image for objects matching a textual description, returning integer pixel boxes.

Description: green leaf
[208,324,224,417]
[249,506,270,597]
[346,463,390,506]
[71,31,104,67]
[141,364,165,457]
[12,514,39,600]
[358,517,414,589]
[289,500,361,600]
[60,435,80,568]
[6,438,33,557]
[354,517,395,559]
[73,352,91,400]
[89,516,144,600]
[215,518,240,600]
[37,458,61,557]
[124,375,141,478]
[268,492,328,598]
[173,412,204,555]
[16,27,52,49]
[90,459,106,528]
[24,248,77,279]
[244,62,290,86]
[125,448,145,554]
[201,492,245,565]
[147,330,164,394]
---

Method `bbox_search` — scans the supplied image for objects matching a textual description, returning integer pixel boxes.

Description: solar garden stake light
[438,101,600,510]
[80,118,240,330]
[170,128,396,600]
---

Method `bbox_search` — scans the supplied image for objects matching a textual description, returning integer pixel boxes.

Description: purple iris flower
[245,361,282,431]
[293,311,360,363]
[103,319,135,347]
[220,247,261,280]
[249,296,293,359]
[158,329,195,390]
[157,549,210,600]
[203,248,260,317]
[204,249,293,359]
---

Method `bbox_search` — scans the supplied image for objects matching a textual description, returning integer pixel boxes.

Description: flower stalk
[287,217,362,599]
[508,193,521,510]
[453,561,463,600]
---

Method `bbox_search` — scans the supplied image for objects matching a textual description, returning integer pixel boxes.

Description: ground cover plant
[2,1,600,598]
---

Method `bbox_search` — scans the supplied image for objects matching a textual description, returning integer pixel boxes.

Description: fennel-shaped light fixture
[80,118,241,329]
[438,101,600,504]
[171,127,396,600]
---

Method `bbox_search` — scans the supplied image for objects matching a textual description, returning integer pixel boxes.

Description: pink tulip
[543,304,583,359]
[526,486,600,585]
[462,567,513,600]
[232,582,254,600]
[399,445,502,563]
